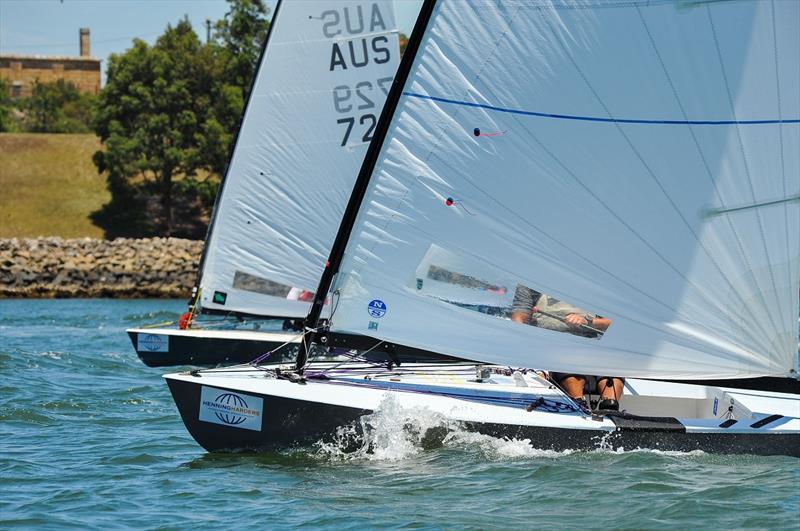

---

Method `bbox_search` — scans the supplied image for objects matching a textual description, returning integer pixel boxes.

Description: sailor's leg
[559,375,587,399]
[597,377,624,400]
[597,377,624,410]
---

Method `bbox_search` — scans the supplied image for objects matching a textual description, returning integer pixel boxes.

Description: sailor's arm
[564,313,611,332]
[511,284,538,324]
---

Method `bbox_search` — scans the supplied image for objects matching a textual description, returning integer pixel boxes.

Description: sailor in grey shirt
[511,284,606,337]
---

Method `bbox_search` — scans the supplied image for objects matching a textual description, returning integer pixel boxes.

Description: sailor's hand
[564,313,587,328]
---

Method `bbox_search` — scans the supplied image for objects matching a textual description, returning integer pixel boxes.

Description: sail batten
[327,0,800,379]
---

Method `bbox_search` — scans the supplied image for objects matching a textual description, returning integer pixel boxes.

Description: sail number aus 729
[334,78,392,147]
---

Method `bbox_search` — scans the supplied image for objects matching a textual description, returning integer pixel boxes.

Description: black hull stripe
[750,414,784,429]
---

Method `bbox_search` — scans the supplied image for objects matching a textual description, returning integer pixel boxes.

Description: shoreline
[0,237,202,298]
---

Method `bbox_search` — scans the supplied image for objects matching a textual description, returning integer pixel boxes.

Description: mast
[296,0,439,371]
[190,0,283,310]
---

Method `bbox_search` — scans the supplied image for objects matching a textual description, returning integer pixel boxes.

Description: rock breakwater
[0,238,203,298]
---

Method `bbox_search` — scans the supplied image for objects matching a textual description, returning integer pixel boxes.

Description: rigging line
[770,0,794,345]
[2,32,162,49]
[250,329,305,366]
[632,4,778,347]
[327,289,341,324]
[346,2,525,283]
[315,340,389,375]
[401,93,800,126]
[536,7,778,347]
[707,4,785,337]
[141,321,176,328]
[316,378,580,412]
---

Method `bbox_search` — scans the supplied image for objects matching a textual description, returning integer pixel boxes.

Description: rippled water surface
[1,299,798,529]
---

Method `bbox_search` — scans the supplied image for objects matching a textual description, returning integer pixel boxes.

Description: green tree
[0,79,13,132]
[92,1,270,238]
[92,18,231,238]
[24,79,93,133]
[214,0,270,101]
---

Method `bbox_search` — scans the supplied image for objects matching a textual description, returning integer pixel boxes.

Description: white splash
[315,394,454,461]
[442,430,573,459]
[314,395,573,462]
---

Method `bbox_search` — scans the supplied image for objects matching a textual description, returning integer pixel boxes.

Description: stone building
[0,28,101,98]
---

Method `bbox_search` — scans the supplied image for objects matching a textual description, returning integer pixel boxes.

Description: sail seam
[706,4,785,350]
[771,0,794,370]
[515,9,761,350]
[344,3,525,285]
[633,5,777,353]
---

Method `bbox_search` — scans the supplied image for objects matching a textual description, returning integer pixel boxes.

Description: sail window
[232,271,293,298]
[409,245,609,338]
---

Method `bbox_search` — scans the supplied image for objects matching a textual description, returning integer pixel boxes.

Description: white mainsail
[327,0,800,379]
[198,0,400,318]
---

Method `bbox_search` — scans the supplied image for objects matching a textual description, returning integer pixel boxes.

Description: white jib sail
[198,0,400,318]
[329,0,800,379]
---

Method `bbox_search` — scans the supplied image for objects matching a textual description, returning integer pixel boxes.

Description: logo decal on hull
[199,386,263,431]
[137,333,169,353]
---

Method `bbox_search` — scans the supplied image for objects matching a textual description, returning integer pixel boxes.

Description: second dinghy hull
[128,328,300,367]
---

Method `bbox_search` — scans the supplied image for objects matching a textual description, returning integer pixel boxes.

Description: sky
[0,0,423,83]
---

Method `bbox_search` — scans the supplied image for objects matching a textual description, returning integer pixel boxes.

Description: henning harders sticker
[199,386,263,431]
[137,333,168,353]
[367,299,387,318]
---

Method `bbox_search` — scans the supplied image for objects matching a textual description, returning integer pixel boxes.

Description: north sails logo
[367,299,387,318]
[202,393,260,426]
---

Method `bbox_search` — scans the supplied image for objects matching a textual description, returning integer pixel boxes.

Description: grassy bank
[0,133,108,238]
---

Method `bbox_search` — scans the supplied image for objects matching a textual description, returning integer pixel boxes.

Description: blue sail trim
[403,92,800,126]
[322,377,580,412]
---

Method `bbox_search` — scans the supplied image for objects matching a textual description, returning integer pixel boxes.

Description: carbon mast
[296,0,439,372]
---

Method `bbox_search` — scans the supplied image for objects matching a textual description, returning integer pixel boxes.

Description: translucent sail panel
[199,0,400,317]
[329,0,800,379]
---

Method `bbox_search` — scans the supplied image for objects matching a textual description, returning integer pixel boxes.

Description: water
[1,299,798,529]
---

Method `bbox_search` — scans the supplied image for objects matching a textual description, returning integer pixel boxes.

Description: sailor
[510,284,622,410]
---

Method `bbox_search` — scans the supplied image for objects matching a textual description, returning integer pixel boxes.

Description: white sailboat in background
[128,0,402,366]
[165,0,800,456]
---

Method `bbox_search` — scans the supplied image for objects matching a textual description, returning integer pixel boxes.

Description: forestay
[328,0,800,379]
[199,0,400,318]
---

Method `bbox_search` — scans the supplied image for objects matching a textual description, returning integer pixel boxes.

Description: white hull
[165,362,800,456]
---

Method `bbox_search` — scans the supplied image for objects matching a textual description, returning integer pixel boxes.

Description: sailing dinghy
[166,0,800,455]
[129,0,402,366]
